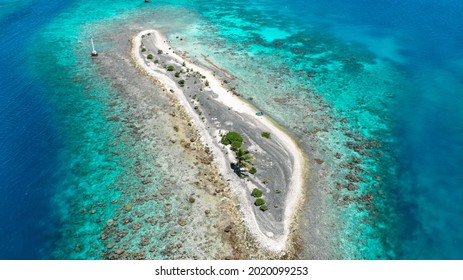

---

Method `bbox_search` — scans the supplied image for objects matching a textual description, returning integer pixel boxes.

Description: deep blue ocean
[0,0,70,259]
[1,0,462,259]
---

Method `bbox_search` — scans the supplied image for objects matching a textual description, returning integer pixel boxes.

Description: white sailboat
[91,37,98,57]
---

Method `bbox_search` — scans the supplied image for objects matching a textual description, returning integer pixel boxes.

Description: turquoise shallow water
[0,0,462,259]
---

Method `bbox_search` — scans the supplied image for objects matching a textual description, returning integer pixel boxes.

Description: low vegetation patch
[261,132,271,139]
[251,188,263,198]
[157,50,163,54]
[249,167,257,174]
[167,65,174,71]
[178,80,185,87]
[175,72,180,78]
[259,205,268,212]
[254,198,266,206]
[141,47,146,52]
[147,54,153,59]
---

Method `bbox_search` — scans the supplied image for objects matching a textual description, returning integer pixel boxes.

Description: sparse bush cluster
[251,188,268,211]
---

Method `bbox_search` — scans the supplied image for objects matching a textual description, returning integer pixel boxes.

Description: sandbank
[131,29,307,252]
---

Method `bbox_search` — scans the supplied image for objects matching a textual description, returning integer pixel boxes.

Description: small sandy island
[131,29,307,252]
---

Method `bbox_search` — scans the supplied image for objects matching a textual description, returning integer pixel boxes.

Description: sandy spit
[131,29,307,253]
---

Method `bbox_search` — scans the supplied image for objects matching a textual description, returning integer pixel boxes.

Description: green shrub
[167,66,174,71]
[178,80,185,87]
[261,132,271,139]
[249,167,257,174]
[262,178,270,184]
[255,198,265,206]
[205,80,209,87]
[141,47,146,52]
[259,205,268,211]
[251,188,263,198]
[157,50,163,54]
[276,189,282,194]
[147,54,153,59]
[175,72,180,78]
[154,59,159,63]
[221,131,243,149]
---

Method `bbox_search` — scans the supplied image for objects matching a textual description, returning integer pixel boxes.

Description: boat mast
[91,38,95,52]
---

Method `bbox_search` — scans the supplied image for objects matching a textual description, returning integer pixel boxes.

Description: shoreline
[131,29,307,253]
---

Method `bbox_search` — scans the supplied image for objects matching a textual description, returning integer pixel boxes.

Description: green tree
[236,147,254,170]
[221,131,243,150]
